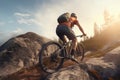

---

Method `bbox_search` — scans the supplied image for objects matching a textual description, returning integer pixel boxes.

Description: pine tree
[94,22,100,36]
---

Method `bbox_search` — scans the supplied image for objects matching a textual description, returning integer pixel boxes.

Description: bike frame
[58,35,84,58]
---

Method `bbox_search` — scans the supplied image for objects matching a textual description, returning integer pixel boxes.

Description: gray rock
[86,46,120,79]
[46,46,120,80]
[46,64,91,80]
[0,32,51,76]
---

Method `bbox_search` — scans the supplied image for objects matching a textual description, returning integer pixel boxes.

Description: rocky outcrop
[86,46,120,79]
[46,62,104,80]
[46,46,120,80]
[46,64,90,80]
[0,32,120,80]
[0,32,51,76]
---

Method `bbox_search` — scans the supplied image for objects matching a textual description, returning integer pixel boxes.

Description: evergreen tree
[94,22,100,36]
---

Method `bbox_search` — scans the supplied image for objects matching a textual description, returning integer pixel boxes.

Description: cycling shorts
[56,24,76,41]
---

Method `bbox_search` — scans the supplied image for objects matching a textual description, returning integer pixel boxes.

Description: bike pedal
[70,55,79,63]
[71,58,79,64]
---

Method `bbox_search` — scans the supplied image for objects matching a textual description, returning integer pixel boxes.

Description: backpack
[57,12,70,24]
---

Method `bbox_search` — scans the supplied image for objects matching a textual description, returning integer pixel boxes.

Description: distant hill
[0,41,6,46]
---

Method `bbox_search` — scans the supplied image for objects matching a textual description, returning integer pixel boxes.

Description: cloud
[17,18,37,25]
[14,12,31,17]
[10,28,23,35]
[14,12,38,25]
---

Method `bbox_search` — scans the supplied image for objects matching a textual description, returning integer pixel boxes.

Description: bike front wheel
[39,41,64,73]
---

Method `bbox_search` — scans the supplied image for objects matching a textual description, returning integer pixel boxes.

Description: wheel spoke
[39,41,64,73]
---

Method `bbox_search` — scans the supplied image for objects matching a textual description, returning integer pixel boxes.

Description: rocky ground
[0,32,120,80]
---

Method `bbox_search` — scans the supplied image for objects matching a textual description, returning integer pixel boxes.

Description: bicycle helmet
[71,13,77,18]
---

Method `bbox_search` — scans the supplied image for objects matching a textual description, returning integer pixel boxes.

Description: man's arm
[75,20,86,36]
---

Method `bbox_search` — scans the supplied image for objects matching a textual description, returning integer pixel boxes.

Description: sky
[0,0,120,44]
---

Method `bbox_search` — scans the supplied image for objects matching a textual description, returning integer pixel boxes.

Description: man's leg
[71,38,77,55]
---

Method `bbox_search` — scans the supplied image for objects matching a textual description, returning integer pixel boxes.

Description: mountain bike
[39,35,85,73]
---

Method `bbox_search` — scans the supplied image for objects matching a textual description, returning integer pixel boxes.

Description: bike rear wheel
[39,41,64,73]
[76,43,85,61]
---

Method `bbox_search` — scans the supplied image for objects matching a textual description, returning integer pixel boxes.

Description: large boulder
[46,46,120,80]
[46,64,90,80]
[0,32,51,76]
[86,46,120,79]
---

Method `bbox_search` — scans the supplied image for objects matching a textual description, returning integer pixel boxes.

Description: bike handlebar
[76,35,86,38]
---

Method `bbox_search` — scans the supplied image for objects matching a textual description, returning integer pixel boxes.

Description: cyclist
[56,12,86,58]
